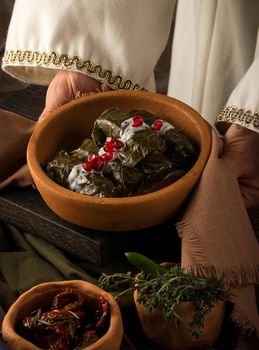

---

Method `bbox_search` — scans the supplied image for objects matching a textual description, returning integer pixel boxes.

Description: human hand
[39,70,110,122]
[220,123,259,208]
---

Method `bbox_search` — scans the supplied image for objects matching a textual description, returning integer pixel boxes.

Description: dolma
[46,139,98,187]
[105,159,144,196]
[163,129,197,168]
[45,107,198,198]
[137,152,172,181]
[91,107,130,146]
[142,168,187,194]
[71,138,99,160]
[119,128,166,168]
[92,107,167,168]
[46,151,82,187]
[68,164,121,198]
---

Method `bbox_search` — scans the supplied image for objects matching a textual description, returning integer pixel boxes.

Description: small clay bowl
[2,280,123,350]
[134,290,225,350]
[27,90,212,231]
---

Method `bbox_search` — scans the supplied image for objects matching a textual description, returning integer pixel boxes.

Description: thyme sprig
[99,263,232,337]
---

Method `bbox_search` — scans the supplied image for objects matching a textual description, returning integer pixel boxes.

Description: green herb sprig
[99,252,233,337]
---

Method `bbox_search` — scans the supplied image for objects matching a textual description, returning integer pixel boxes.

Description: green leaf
[125,252,168,278]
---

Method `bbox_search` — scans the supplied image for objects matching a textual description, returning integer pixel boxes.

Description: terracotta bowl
[2,280,123,350]
[134,290,225,350]
[27,90,212,231]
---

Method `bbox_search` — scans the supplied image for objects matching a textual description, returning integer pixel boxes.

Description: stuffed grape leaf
[45,107,198,198]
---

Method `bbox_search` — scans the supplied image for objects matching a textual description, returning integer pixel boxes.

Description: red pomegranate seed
[104,143,115,152]
[152,119,163,131]
[83,162,93,172]
[93,159,105,171]
[131,115,144,127]
[114,140,124,149]
[88,154,100,163]
[106,136,117,144]
[101,152,114,161]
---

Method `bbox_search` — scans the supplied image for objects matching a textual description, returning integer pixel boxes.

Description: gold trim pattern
[217,106,259,130]
[3,50,145,91]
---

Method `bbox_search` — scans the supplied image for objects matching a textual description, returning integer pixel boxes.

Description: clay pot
[27,90,212,231]
[2,280,123,350]
[134,290,225,350]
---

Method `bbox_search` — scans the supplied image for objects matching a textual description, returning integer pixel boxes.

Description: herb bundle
[99,253,232,337]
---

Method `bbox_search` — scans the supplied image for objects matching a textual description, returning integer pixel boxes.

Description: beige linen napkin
[177,130,259,337]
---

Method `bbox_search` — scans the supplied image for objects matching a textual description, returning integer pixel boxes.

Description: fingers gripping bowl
[27,90,212,231]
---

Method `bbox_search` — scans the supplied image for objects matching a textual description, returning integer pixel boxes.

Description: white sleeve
[167,0,259,130]
[216,40,259,133]
[2,0,175,91]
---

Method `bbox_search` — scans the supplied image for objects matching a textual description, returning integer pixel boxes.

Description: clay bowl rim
[27,90,212,206]
[2,280,123,350]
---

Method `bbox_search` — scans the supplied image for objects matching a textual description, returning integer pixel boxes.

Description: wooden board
[0,186,181,265]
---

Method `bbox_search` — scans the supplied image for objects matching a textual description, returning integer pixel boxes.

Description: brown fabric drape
[0,109,34,189]
[177,131,259,336]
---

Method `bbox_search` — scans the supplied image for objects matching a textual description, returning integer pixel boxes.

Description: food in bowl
[17,288,109,349]
[45,107,198,198]
[2,280,123,350]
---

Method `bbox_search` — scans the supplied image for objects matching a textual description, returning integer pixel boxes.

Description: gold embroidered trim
[217,106,259,130]
[3,50,145,91]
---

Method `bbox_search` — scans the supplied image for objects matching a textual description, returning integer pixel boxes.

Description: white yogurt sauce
[155,119,175,135]
[68,164,90,194]
[120,118,150,142]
